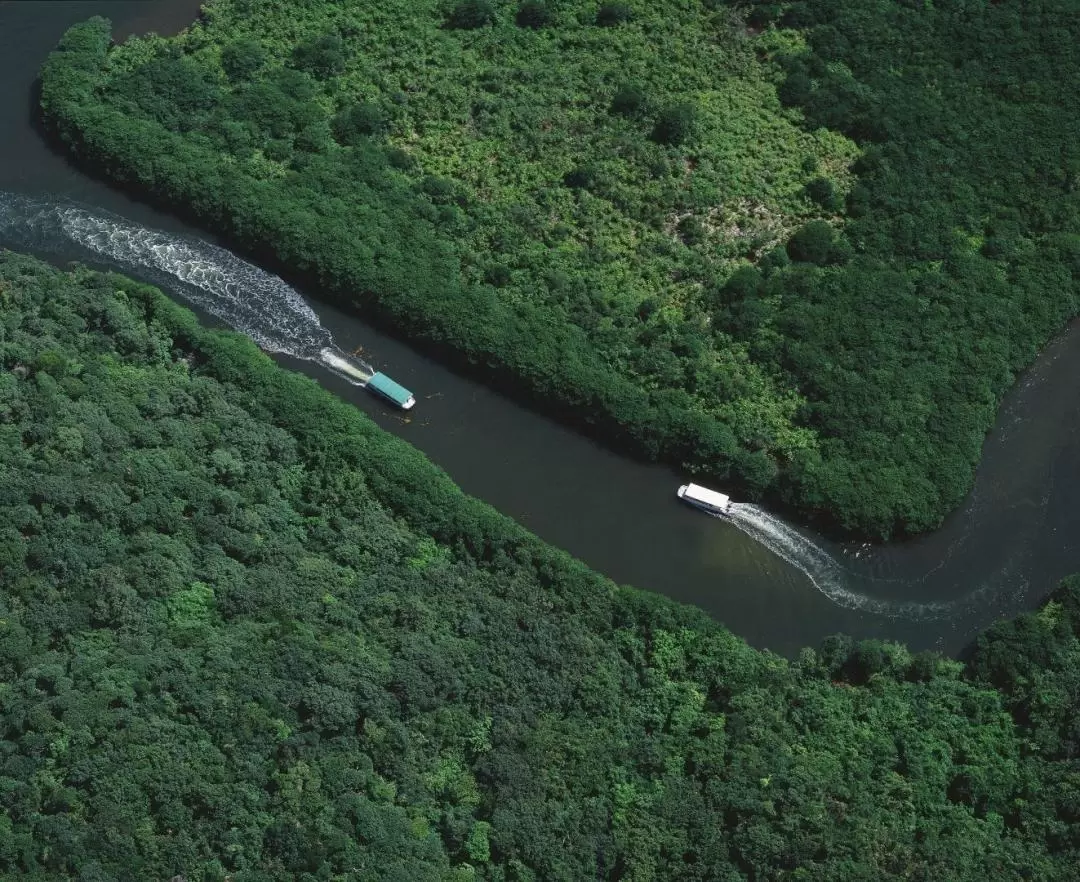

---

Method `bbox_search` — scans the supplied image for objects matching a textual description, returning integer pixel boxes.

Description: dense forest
[39,0,1080,536]
[1,251,1080,880]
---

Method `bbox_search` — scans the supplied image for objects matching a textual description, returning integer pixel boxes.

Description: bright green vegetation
[36,1,1080,538]
[3,251,1080,880]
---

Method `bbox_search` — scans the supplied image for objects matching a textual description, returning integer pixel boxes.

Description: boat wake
[0,192,372,385]
[0,193,1022,620]
[725,503,958,619]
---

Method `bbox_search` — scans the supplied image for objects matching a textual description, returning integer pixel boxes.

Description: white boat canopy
[680,483,731,512]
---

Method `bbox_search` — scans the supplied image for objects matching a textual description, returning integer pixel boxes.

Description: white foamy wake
[725,503,955,619]
[0,195,1016,621]
[0,192,372,385]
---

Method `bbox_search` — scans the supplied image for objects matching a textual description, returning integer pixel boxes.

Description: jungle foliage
[36,0,1080,538]
[2,251,1080,880]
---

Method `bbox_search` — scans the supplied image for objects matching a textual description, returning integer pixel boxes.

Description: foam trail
[725,503,954,619]
[0,192,371,384]
[318,347,374,384]
[0,195,1011,618]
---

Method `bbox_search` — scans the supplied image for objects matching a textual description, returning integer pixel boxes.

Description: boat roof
[683,483,731,509]
[367,371,414,405]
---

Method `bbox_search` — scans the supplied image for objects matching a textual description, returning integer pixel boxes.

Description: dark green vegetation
[34,2,1080,536]
[738,0,1080,534]
[3,251,1080,879]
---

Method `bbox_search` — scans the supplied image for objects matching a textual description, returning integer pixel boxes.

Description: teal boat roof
[368,372,413,404]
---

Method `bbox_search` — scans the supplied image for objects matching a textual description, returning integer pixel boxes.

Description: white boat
[677,482,731,515]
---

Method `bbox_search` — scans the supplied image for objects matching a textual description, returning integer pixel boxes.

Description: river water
[2,0,1076,657]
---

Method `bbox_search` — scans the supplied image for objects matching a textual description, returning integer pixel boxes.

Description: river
[2,0,1076,657]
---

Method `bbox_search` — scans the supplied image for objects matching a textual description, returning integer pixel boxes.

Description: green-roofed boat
[367,372,416,410]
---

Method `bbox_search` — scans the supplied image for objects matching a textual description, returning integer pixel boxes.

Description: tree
[126,56,220,132]
[787,221,836,264]
[719,266,763,305]
[331,102,386,145]
[805,176,843,212]
[446,0,496,29]
[295,123,331,153]
[610,83,647,118]
[563,165,598,190]
[291,33,346,79]
[484,264,512,287]
[596,2,633,26]
[734,447,779,494]
[221,38,267,82]
[516,1,552,28]
[651,103,696,146]
[677,215,706,246]
[421,175,460,204]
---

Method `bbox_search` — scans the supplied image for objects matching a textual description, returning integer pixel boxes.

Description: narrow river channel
[2,0,1077,657]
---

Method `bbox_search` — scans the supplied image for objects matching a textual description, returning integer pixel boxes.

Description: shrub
[596,2,633,26]
[446,0,496,29]
[516,1,552,28]
[651,103,696,146]
[610,83,647,118]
